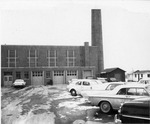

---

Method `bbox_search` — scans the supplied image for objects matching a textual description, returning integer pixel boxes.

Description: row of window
[134,74,150,78]
[7,50,76,67]
[4,70,78,80]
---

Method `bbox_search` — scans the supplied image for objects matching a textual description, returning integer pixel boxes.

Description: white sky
[0,0,150,72]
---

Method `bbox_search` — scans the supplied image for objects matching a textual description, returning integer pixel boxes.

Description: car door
[81,81,92,92]
[124,88,137,102]
[112,88,128,110]
[124,88,149,103]
[74,81,82,93]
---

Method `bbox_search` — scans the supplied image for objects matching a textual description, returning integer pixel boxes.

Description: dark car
[114,97,150,124]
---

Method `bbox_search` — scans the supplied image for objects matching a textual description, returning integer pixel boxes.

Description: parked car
[114,97,150,124]
[81,82,126,97]
[12,79,26,87]
[139,78,150,84]
[67,79,103,96]
[87,84,150,114]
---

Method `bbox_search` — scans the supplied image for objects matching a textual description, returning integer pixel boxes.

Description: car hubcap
[71,90,76,95]
[101,102,110,113]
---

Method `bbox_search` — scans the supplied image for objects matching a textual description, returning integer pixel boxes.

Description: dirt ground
[1,85,115,124]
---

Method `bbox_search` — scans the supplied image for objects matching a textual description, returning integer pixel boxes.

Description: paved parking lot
[1,85,116,124]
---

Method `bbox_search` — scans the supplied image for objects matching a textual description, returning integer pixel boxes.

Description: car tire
[70,89,77,96]
[100,101,112,114]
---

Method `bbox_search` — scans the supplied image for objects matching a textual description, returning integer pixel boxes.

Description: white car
[87,84,150,114]
[67,79,103,96]
[139,78,150,84]
[81,82,126,97]
[12,79,26,87]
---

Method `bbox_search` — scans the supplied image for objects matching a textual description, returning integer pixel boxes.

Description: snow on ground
[58,97,98,111]
[1,86,59,124]
[2,85,113,124]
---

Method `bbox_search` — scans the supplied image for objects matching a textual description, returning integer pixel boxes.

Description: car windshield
[15,79,23,82]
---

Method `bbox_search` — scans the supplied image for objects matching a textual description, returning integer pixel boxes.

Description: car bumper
[12,84,25,86]
[114,114,122,124]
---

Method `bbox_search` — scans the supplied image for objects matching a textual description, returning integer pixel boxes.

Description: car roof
[71,79,102,84]
[105,84,150,94]
[104,82,125,84]
[139,78,150,81]
[113,83,149,90]
[73,79,99,81]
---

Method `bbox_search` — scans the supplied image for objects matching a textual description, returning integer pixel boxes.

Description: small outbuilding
[100,67,126,82]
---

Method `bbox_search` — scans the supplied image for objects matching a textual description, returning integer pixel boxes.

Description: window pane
[16,72,21,79]
[117,88,126,95]
[24,71,29,79]
[10,58,15,63]
[46,71,51,78]
[9,77,13,81]
[76,81,81,85]
[9,50,15,57]
[30,50,36,57]
[9,63,15,67]
[68,50,74,57]
[127,88,136,95]
[30,58,36,67]
[83,81,90,86]
[50,50,55,57]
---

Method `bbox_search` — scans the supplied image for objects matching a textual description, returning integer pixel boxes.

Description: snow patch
[58,98,99,111]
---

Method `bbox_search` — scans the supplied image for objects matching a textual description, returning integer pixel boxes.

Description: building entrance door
[4,75,13,87]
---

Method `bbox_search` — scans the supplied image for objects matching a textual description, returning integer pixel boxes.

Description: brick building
[1,9,104,86]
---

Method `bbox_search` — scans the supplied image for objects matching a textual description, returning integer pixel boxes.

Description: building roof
[134,70,150,73]
[101,67,125,73]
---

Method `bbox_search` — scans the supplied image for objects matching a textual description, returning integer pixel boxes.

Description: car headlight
[118,108,121,113]
[118,103,123,113]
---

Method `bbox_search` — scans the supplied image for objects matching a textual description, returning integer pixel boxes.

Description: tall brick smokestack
[92,9,104,73]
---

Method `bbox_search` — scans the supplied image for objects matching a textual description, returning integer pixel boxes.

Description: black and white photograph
[1,0,150,124]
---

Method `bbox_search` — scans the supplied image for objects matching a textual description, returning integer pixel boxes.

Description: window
[127,88,136,95]
[141,74,143,78]
[28,50,38,67]
[66,50,76,67]
[67,71,77,76]
[32,71,43,77]
[83,81,90,86]
[145,85,150,92]
[117,88,127,95]
[4,72,12,75]
[76,81,81,85]
[7,50,17,67]
[135,74,137,77]
[24,71,29,79]
[136,88,147,96]
[147,74,150,78]
[46,71,51,78]
[54,71,64,76]
[9,76,13,81]
[16,72,21,79]
[106,84,121,91]
[47,50,57,67]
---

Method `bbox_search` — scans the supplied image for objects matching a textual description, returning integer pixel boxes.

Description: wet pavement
[1,85,116,124]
